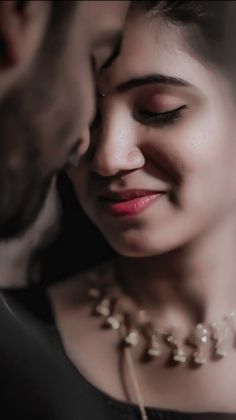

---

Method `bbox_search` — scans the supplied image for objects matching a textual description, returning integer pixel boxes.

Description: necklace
[87,268,236,366]
[85,264,236,420]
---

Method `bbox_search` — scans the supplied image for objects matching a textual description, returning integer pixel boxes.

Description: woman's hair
[132,1,236,80]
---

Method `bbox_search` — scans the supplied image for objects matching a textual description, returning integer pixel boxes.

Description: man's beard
[0,69,57,240]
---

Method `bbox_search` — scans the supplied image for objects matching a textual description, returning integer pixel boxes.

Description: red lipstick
[100,190,164,216]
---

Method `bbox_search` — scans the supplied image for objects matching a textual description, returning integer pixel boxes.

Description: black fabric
[0,287,235,420]
[0,288,121,420]
[39,172,114,285]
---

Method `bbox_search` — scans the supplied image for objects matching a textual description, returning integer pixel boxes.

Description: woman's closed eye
[136,104,187,125]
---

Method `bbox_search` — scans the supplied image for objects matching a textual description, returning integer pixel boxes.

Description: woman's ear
[0,0,50,68]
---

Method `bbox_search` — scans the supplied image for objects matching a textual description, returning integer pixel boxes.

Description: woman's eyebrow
[115,74,191,93]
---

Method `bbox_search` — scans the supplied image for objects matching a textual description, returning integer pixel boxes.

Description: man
[0,1,129,418]
[0,0,128,240]
[0,0,128,286]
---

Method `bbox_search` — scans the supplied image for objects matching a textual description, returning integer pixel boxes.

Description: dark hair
[131,1,236,80]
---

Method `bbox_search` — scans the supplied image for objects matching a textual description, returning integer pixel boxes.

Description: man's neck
[0,179,60,288]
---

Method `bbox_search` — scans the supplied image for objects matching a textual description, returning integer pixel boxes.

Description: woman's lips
[99,190,164,216]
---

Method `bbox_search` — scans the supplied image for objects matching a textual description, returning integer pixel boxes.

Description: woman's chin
[106,235,173,258]
[104,225,194,258]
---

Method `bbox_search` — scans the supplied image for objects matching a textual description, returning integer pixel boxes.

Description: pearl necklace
[85,264,236,420]
[86,266,236,366]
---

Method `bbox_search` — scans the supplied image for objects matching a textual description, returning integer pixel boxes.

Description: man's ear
[0,0,51,68]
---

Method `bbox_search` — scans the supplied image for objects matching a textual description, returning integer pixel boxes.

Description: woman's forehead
[97,13,234,109]
[98,17,208,96]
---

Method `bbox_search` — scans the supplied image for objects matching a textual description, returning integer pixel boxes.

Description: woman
[49,1,236,419]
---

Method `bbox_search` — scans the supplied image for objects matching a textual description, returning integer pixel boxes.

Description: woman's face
[71,12,236,257]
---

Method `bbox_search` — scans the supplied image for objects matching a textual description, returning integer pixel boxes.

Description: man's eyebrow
[99,31,123,70]
[115,74,191,92]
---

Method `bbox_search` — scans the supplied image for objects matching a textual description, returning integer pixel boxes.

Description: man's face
[0,1,128,239]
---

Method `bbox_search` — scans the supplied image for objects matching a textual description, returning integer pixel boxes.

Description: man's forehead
[79,1,129,30]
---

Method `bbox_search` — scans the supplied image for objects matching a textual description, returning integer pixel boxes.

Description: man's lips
[99,189,165,216]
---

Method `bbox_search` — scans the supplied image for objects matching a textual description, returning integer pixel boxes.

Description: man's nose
[79,128,90,156]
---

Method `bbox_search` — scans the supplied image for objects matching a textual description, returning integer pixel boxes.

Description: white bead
[106,316,120,330]
[147,347,161,357]
[193,351,207,365]
[124,331,139,346]
[173,349,187,363]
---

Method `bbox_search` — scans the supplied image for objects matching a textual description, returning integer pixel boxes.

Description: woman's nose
[91,118,145,177]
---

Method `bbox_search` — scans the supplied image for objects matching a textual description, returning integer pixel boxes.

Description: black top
[0,286,235,420]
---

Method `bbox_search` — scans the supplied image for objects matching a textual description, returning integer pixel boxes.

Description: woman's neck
[116,218,236,329]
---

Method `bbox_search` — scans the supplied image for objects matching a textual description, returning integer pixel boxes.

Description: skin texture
[0,0,129,239]
[73,15,236,259]
[59,10,236,412]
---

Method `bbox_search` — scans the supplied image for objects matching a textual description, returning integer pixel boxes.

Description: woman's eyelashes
[89,94,188,132]
[136,104,187,125]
